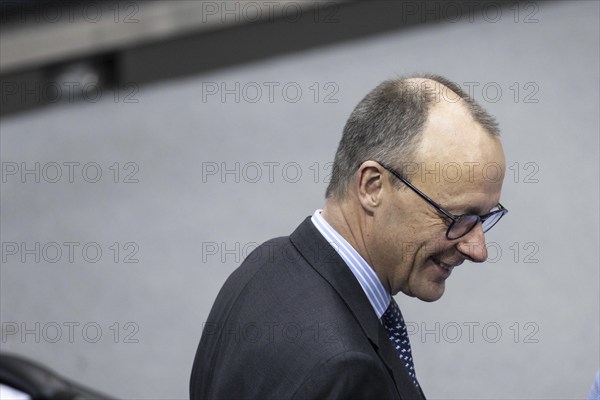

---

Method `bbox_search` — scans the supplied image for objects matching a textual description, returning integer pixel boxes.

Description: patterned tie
[381,298,419,387]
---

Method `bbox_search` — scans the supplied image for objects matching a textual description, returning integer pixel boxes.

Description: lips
[438,262,454,271]
[433,256,464,270]
[431,257,463,277]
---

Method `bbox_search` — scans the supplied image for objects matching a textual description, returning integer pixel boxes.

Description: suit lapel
[289,217,425,400]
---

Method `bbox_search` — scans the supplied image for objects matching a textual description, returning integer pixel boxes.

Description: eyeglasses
[377,161,508,240]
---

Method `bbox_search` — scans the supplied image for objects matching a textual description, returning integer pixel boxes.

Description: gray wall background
[1,1,599,399]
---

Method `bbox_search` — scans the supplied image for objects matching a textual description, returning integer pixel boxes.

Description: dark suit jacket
[190,217,426,400]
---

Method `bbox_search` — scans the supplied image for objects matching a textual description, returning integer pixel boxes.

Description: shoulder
[197,236,386,398]
[212,233,353,340]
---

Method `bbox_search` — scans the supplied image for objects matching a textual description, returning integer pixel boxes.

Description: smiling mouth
[438,262,454,271]
[432,257,463,273]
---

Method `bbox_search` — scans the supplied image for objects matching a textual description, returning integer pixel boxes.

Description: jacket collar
[289,217,425,400]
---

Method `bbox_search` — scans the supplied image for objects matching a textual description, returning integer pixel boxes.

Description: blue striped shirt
[311,209,391,319]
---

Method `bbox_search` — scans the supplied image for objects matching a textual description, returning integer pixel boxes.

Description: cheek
[383,221,442,265]
[411,237,454,266]
[375,207,410,244]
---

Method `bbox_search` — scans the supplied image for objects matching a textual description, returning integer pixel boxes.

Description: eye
[436,212,454,227]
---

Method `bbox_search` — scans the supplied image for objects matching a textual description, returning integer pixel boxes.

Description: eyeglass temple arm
[378,162,458,222]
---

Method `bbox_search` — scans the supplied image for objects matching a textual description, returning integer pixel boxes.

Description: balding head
[325,74,499,200]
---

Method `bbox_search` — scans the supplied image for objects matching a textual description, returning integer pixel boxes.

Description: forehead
[410,100,506,211]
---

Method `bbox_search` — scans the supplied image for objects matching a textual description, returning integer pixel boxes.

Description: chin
[395,269,448,301]
[413,283,446,302]
[418,293,444,302]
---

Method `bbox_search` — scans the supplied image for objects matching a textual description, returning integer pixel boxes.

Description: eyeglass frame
[375,161,508,240]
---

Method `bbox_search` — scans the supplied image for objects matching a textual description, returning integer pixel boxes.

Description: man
[190,75,508,399]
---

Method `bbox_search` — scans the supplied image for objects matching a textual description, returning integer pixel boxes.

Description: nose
[456,223,488,263]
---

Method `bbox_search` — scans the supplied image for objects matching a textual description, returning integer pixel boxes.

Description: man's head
[323,75,506,302]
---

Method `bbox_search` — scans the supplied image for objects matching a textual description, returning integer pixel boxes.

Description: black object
[0,352,115,400]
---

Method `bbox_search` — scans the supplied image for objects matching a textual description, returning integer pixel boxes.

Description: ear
[355,161,385,212]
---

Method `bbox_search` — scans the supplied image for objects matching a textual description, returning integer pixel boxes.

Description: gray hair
[325,74,500,199]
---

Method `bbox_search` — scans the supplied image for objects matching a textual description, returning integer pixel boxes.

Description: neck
[321,197,389,291]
